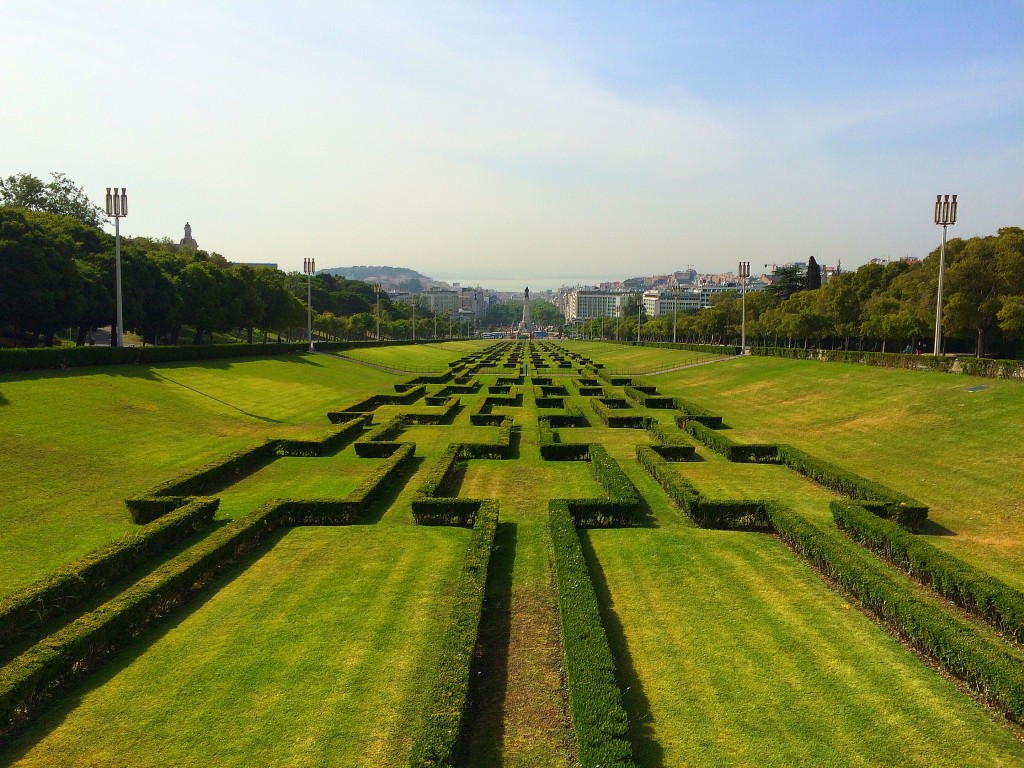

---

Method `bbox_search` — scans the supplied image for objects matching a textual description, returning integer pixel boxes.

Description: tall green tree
[1,172,106,228]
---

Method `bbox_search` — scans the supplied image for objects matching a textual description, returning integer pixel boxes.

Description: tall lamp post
[738,261,750,352]
[636,291,643,344]
[105,188,127,346]
[671,284,680,344]
[374,283,381,341]
[933,194,958,356]
[411,296,417,342]
[303,258,315,351]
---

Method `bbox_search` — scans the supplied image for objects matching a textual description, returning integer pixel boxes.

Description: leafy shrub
[409,501,498,767]
[548,500,636,768]
[832,501,1024,641]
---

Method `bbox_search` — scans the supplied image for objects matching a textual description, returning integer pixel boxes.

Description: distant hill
[318,265,430,282]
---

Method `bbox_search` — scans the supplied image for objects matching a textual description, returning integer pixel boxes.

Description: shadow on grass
[459,521,517,767]
[508,426,522,460]
[578,531,666,768]
[149,370,284,423]
[363,455,425,525]
[0,525,288,767]
[0,391,8,406]
[917,518,958,537]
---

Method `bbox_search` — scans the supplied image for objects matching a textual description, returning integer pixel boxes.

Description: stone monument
[179,222,198,249]
[518,286,534,335]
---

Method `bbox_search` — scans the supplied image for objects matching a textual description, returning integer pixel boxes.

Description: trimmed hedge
[538,417,590,461]
[565,445,641,527]
[411,445,481,525]
[646,422,690,447]
[777,445,927,528]
[623,386,674,409]
[0,498,217,654]
[683,421,779,463]
[671,398,723,428]
[0,440,419,738]
[832,501,1024,642]
[127,420,367,520]
[768,502,1024,721]
[548,501,636,768]
[409,501,499,767]
[335,384,427,415]
[460,418,514,460]
[591,398,653,429]
[636,445,770,530]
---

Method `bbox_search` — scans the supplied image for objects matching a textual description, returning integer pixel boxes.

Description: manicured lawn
[0,349,468,596]
[3,339,1024,767]
[653,354,1024,588]
[332,340,487,370]
[2,524,469,768]
[587,523,1024,767]
[566,340,731,372]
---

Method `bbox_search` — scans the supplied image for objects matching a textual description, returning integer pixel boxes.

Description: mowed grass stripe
[3,525,469,768]
[586,526,1024,767]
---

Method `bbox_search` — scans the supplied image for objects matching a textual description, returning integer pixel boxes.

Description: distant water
[430,275,614,293]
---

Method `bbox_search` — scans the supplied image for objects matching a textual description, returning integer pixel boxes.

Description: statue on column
[179,222,199,249]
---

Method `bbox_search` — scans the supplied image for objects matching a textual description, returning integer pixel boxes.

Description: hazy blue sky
[3,2,1022,289]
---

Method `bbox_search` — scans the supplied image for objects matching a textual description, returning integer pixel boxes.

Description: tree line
[1,173,501,346]
[579,227,1024,358]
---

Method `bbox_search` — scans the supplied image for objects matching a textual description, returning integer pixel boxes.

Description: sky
[3,2,1022,290]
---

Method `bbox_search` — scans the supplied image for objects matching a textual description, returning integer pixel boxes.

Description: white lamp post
[303,258,315,351]
[933,194,958,356]
[374,283,381,341]
[104,187,127,347]
[739,261,750,352]
[672,284,680,344]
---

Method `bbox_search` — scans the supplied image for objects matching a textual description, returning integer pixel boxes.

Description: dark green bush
[778,445,927,528]
[548,501,636,768]
[671,398,723,428]
[409,501,498,767]
[683,422,779,463]
[832,501,1024,642]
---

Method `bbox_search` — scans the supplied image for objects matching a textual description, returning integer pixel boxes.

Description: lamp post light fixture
[636,291,643,344]
[933,194,958,356]
[738,261,751,352]
[374,283,382,341]
[105,187,128,347]
[303,258,315,351]
[671,284,680,345]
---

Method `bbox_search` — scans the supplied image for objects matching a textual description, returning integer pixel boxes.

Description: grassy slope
[333,340,485,369]
[565,340,730,372]
[0,347,477,596]
[652,355,1024,588]
[3,524,469,768]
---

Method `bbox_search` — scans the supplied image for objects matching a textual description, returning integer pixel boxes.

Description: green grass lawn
[3,341,1024,767]
[0,351,451,596]
[587,524,1024,767]
[333,340,488,370]
[565,341,730,372]
[652,354,1024,588]
[2,524,469,768]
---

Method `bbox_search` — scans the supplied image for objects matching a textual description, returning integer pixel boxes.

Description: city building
[564,289,628,321]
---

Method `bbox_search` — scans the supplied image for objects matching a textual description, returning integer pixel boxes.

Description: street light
[636,291,643,344]
[672,284,680,345]
[104,187,127,347]
[933,194,958,356]
[303,258,315,351]
[411,296,417,342]
[374,283,381,341]
[738,261,750,352]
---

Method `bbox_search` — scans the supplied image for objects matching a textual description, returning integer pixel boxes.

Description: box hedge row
[126,419,367,521]
[408,501,498,767]
[682,421,779,463]
[548,500,636,768]
[832,501,1024,642]
[591,398,654,429]
[750,346,1024,379]
[670,398,723,428]
[0,441,418,738]
[777,445,928,528]
[0,497,218,655]
[623,386,674,409]
[636,446,771,530]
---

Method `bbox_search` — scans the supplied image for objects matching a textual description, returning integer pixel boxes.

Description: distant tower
[179,222,198,249]
[522,286,532,331]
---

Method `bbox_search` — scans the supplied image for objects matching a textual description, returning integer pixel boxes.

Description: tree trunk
[247,327,254,344]
[193,327,203,345]
[977,328,984,358]
[76,325,89,346]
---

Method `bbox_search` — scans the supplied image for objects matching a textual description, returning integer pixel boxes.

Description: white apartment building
[564,290,628,321]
